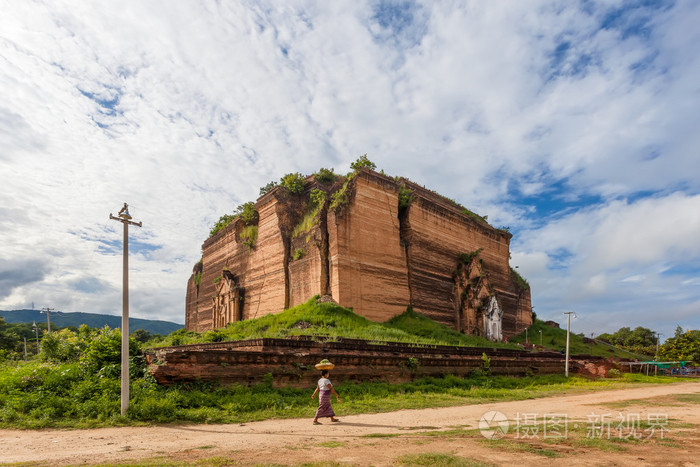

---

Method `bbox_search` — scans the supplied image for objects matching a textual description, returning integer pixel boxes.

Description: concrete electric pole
[564,312,577,377]
[41,307,54,332]
[110,203,142,417]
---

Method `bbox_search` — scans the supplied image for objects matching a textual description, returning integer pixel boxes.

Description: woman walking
[312,368,341,424]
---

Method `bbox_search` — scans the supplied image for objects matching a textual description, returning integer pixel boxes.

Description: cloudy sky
[1,0,698,341]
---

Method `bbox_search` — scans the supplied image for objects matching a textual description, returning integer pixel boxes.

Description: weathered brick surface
[328,172,411,322]
[146,337,611,388]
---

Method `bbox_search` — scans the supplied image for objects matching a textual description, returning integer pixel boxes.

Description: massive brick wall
[186,168,532,338]
[401,181,532,337]
[327,172,411,322]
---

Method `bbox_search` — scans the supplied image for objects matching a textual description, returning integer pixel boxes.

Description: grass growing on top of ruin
[148,297,515,349]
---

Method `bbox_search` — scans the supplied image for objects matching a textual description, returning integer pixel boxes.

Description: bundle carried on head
[315,359,335,370]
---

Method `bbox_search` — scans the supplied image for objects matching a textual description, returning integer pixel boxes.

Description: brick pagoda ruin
[185,168,532,340]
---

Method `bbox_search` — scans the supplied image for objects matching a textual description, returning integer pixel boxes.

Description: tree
[350,154,376,172]
[658,328,700,363]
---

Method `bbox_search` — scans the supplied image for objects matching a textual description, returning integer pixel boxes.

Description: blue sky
[1,0,698,341]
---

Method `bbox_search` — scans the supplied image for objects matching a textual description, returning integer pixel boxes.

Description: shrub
[398,184,413,210]
[240,225,258,249]
[607,368,621,378]
[511,267,530,291]
[350,154,376,171]
[280,172,305,194]
[315,167,336,184]
[209,214,236,238]
[293,248,306,260]
[235,202,258,225]
[259,180,278,196]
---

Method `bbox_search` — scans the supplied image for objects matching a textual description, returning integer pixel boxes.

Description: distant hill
[0,309,183,336]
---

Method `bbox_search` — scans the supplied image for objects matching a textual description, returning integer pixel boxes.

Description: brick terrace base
[145,336,616,388]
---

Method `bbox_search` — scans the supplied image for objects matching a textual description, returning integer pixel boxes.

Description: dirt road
[2,381,699,466]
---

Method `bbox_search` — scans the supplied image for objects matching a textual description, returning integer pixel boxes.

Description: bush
[280,172,305,194]
[259,180,278,196]
[350,154,376,171]
[315,167,336,184]
[209,214,236,238]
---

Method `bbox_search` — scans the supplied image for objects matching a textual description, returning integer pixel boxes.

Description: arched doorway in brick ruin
[212,270,243,328]
[454,252,503,341]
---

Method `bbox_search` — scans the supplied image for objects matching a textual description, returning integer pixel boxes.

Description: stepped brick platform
[145,336,616,388]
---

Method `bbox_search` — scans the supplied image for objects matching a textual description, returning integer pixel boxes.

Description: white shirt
[318,377,332,391]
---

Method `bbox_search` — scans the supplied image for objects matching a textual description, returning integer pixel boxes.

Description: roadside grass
[316,441,346,448]
[596,392,700,408]
[396,452,497,467]
[372,418,696,459]
[0,358,695,430]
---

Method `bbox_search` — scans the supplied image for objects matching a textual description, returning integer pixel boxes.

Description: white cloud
[0,1,699,336]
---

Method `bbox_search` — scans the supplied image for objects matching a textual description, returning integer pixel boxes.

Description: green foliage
[350,154,377,171]
[292,189,326,238]
[330,171,357,212]
[481,353,491,371]
[130,329,152,344]
[398,184,413,210]
[208,202,258,238]
[458,249,483,265]
[510,267,530,291]
[213,275,221,285]
[315,167,337,184]
[597,326,657,348]
[512,319,648,359]
[293,248,306,260]
[280,172,305,194]
[208,214,236,238]
[234,202,259,225]
[658,327,700,363]
[150,298,516,349]
[607,368,621,378]
[240,225,258,249]
[0,357,680,429]
[259,180,278,196]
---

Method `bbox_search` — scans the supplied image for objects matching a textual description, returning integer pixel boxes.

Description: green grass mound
[149,297,514,349]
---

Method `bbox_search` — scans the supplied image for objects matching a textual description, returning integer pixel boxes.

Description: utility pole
[110,203,142,417]
[539,329,543,347]
[564,312,577,377]
[32,321,39,354]
[41,307,54,332]
[656,332,662,357]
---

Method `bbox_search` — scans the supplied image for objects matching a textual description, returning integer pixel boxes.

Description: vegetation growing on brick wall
[292,189,326,238]
[330,171,357,212]
[292,248,306,260]
[259,180,278,196]
[193,271,202,287]
[458,249,483,265]
[315,167,337,184]
[350,153,376,171]
[208,202,259,238]
[280,172,305,194]
[240,225,258,249]
[398,184,413,210]
[209,214,236,238]
[510,267,530,291]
